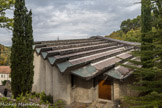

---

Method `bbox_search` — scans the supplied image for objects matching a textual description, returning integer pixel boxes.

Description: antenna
[57,36,59,40]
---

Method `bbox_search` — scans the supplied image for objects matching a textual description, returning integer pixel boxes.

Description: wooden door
[99,79,111,100]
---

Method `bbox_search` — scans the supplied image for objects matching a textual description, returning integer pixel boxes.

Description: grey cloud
[0,0,141,45]
[0,29,12,46]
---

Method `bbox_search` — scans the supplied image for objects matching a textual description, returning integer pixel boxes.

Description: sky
[0,0,141,46]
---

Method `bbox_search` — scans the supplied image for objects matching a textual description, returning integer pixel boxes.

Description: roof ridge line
[91,36,141,46]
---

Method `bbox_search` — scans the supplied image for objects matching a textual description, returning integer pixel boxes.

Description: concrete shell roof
[34,36,140,80]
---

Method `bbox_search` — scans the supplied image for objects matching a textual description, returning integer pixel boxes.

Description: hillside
[106,15,141,42]
[0,44,11,65]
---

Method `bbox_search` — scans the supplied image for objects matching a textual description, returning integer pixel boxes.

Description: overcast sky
[0,0,141,46]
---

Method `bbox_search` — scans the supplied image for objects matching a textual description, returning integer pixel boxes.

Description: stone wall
[112,76,139,102]
[113,79,120,100]
[119,76,139,98]
[72,77,93,103]
[71,76,98,103]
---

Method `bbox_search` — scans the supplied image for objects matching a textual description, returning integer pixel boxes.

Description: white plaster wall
[39,56,46,93]
[45,60,53,96]
[33,53,71,103]
[52,66,71,104]
[32,52,102,104]
[0,74,10,85]
[32,52,46,93]
[32,52,40,92]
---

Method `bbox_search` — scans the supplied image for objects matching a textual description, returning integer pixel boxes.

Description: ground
[0,85,12,97]
[65,100,115,108]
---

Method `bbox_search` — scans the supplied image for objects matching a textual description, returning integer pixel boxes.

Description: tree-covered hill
[106,15,141,42]
[0,44,11,65]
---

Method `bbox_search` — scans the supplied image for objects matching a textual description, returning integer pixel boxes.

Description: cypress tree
[141,0,153,68]
[11,0,34,98]
[124,0,162,107]
[24,10,34,93]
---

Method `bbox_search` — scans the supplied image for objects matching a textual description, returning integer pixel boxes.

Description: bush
[0,93,40,108]
[1,80,7,86]
[39,92,53,104]
[53,99,65,108]
[0,92,65,108]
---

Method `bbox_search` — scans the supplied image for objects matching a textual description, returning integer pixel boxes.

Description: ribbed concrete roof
[34,36,139,80]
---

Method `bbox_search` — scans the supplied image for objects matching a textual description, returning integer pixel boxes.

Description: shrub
[1,80,7,86]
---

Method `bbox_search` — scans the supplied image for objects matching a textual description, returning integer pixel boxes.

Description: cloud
[0,0,141,45]
[0,29,12,46]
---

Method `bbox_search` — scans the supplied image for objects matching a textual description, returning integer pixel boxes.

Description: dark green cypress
[24,10,34,93]
[11,0,34,98]
[141,0,153,68]
[123,0,162,107]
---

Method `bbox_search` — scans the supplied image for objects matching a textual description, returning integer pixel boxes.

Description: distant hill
[0,44,11,65]
[106,15,141,42]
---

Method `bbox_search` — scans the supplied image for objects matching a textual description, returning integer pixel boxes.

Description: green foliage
[0,93,65,108]
[123,0,162,107]
[125,29,141,42]
[39,92,53,104]
[106,29,141,42]
[0,93,40,108]
[31,92,65,108]
[53,100,65,108]
[11,0,34,98]
[0,0,15,29]
[0,44,11,65]
[1,80,7,85]
[141,0,153,68]
[106,15,142,42]
[106,30,125,40]
[120,16,141,33]
[22,10,34,94]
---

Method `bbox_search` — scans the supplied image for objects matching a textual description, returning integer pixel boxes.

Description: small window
[4,75,5,78]
[71,75,75,88]
[1,75,3,78]
[93,78,96,88]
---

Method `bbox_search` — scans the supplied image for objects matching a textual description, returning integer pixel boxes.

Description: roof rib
[71,51,133,80]
[47,44,125,65]
[34,36,138,80]
[41,42,118,59]
[56,47,133,73]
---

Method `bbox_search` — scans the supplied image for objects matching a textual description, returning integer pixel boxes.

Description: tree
[0,44,11,65]
[141,0,153,68]
[124,0,162,107]
[120,16,141,33]
[11,0,34,98]
[125,28,141,42]
[0,0,14,29]
[24,10,34,93]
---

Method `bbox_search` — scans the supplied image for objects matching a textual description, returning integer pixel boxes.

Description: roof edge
[91,36,141,47]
